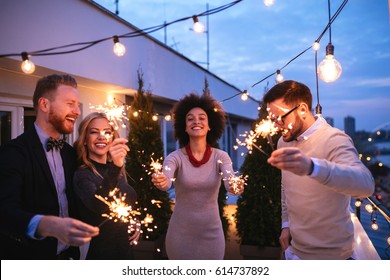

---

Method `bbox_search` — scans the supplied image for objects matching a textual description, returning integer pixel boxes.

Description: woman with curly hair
[152,93,244,259]
[73,112,139,259]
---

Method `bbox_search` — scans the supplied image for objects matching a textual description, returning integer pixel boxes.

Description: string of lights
[1,0,348,105]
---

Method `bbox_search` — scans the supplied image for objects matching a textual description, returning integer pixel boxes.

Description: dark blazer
[0,127,78,259]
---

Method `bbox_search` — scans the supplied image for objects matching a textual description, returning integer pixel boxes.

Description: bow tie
[47,137,65,151]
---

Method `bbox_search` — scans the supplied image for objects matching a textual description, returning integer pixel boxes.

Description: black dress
[73,160,137,259]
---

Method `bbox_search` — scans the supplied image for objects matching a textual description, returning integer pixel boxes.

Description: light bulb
[113,36,126,56]
[312,41,320,51]
[365,204,373,213]
[241,90,249,101]
[263,0,276,7]
[21,52,35,74]
[354,199,362,207]
[152,115,158,121]
[164,114,172,121]
[318,43,342,83]
[275,70,284,83]
[371,220,378,231]
[192,16,205,34]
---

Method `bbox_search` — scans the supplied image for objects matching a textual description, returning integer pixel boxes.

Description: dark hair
[262,80,313,111]
[172,93,226,147]
[33,74,77,111]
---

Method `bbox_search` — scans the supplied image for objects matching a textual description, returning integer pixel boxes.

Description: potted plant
[235,102,282,259]
[126,69,172,259]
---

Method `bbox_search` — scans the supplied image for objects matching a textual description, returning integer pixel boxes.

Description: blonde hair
[74,112,126,178]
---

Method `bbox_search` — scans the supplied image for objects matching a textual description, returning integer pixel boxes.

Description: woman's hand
[109,138,129,167]
[129,221,141,246]
[151,172,169,190]
[227,176,245,195]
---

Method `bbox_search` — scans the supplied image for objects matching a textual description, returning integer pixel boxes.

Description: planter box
[240,245,282,260]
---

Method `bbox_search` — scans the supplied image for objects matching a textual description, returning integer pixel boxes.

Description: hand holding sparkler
[152,172,169,190]
[267,147,314,176]
[226,174,248,195]
[109,138,129,167]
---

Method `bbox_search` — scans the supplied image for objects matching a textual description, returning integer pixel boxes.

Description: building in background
[0,0,258,170]
[344,115,356,136]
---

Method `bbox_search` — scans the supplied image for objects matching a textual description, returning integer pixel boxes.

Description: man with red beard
[264,80,374,260]
[0,74,99,259]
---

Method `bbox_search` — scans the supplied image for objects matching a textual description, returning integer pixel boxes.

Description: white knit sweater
[279,117,374,259]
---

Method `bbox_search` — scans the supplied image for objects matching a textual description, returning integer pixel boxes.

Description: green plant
[126,69,172,241]
[235,103,281,247]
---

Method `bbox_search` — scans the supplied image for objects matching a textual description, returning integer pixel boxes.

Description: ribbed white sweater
[279,117,374,259]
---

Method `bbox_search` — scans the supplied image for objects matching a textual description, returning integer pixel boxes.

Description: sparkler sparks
[225,173,248,195]
[89,102,130,130]
[95,187,141,242]
[236,118,280,156]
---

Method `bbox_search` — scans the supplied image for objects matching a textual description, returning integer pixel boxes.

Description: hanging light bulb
[263,0,276,7]
[192,16,205,34]
[152,115,158,121]
[113,36,126,56]
[21,52,35,74]
[354,198,362,208]
[164,114,172,121]
[275,70,284,83]
[312,41,320,51]
[371,219,378,230]
[241,90,249,101]
[318,43,342,83]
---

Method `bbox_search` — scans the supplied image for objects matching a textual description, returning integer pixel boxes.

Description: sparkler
[89,101,130,130]
[236,118,280,157]
[225,173,248,195]
[95,187,141,241]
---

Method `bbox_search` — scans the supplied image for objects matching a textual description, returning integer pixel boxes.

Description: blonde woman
[73,112,138,259]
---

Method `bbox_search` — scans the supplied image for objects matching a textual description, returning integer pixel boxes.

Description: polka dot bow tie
[46,137,65,151]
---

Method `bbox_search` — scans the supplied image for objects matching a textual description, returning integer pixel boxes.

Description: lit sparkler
[89,101,130,130]
[226,173,248,195]
[236,118,280,156]
[95,187,141,240]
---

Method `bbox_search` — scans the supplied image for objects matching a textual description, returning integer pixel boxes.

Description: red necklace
[185,144,212,167]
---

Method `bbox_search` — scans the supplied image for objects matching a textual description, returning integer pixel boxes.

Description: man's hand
[37,216,99,246]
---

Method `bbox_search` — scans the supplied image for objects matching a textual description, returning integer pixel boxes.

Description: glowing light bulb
[263,0,276,7]
[113,36,126,56]
[275,70,284,83]
[371,220,378,230]
[241,90,249,101]
[312,41,320,51]
[192,16,205,34]
[354,199,362,207]
[318,43,342,83]
[21,52,35,74]
[152,115,158,121]
[164,114,172,121]
[365,204,373,213]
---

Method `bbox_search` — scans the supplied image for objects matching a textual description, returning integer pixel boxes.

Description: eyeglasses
[269,104,300,125]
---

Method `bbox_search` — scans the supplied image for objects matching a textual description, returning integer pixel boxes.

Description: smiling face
[185,107,210,140]
[86,118,113,163]
[47,84,80,135]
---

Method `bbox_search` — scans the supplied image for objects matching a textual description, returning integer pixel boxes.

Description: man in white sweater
[264,80,375,260]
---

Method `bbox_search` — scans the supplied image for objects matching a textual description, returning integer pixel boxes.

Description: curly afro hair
[172,93,226,147]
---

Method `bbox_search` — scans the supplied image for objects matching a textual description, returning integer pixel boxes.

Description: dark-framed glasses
[269,104,300,125]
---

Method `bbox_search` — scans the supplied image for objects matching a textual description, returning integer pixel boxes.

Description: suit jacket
[0,127,79,259]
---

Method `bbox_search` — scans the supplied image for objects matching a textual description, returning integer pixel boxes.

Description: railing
[353,196,390,259]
